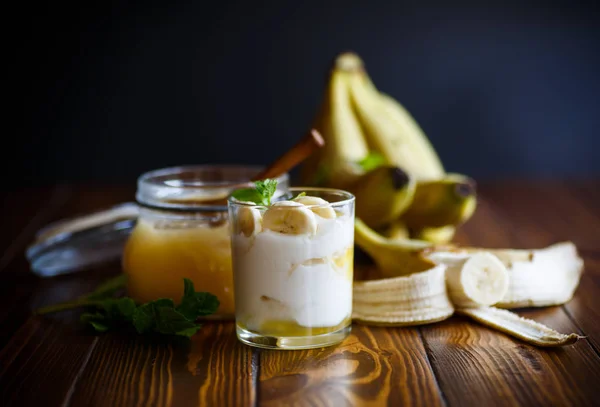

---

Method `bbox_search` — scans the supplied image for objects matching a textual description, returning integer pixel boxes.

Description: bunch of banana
[301,52,475,243]
[302,52,584,347]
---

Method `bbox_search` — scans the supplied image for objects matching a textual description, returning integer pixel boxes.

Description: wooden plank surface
[0,181,599,406]
[69,323,256,407]
[421,191,600,406]
[259,325,443,406]
[0,186,134,406]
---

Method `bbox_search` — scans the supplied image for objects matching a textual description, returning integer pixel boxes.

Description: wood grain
[0,182,599,406]
[481,182,600,353]
[69,323,256,407]
[0,186,133,406]
[259,324,443,406]
[421,189,600,406]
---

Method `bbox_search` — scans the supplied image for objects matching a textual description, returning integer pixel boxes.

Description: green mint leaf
[358,152,385,172]
[86,274,128,300]
[231,188,264,205]
[37,275,219,339]
[177,279,220,320]
[155,307,200,336]
[133,305,155,334]
[254,179,278,205]
[101,298,136,322]
[132,298,176,334]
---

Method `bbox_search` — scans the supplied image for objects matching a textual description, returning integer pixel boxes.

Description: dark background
[11,1,600,187]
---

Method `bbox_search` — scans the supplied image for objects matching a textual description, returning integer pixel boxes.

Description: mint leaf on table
[37,277,219,339]
[177,278,221,320]
[155,308,201,337]
[231,179,278,206]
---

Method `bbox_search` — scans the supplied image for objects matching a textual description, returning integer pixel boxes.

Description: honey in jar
[122,165,289,320]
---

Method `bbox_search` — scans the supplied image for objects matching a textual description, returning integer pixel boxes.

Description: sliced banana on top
[263,201,318,235]
[237,205,263,237]
[293,196,336,219]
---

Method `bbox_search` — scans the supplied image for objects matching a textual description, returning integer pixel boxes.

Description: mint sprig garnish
[232,179,278,205]
[36,276,220,339]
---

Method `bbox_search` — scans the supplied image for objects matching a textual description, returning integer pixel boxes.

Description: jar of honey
[123,165,289,320]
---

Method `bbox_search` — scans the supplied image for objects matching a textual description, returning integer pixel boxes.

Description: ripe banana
[300,54,370,188]
[348,166,416,228]
[354,218,435,278]
[401,174,477,230]
[381,219,410,240]
[345,54,445,180]
[412,226,456,244]
[378,93,445,180]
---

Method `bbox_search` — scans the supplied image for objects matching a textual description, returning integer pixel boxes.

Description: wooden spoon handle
[252,129,324,181]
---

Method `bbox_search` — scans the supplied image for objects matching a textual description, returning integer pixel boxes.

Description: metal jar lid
[26,203,139,277]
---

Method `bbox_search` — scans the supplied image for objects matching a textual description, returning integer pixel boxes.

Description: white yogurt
[232,213,354,331]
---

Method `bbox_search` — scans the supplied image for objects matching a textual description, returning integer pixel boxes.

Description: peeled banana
[428,251,509,308]
[464,242,584,308]
[352,220,584,346]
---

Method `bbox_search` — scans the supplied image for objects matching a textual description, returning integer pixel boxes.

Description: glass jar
[123,165,289,320]
[228,187,355,349]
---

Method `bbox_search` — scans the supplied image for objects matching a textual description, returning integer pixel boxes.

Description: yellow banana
[300,53,370,188]
[411,225,456,244]
[381,218,410,240]
[345,55,445,180]
[348,166,416,228]
[354,218,435,278]
[378,93,445,180]
[402,174,477,229]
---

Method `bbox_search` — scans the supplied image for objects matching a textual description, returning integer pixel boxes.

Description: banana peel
[352,219,584,347]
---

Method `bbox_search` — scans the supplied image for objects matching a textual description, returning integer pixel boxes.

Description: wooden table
[0,181,599,406]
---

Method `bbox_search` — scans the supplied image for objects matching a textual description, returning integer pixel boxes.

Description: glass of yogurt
[228,187,355,349]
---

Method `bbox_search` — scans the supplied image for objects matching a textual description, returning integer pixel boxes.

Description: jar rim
[228,187,355,209]
[136,164,290,212]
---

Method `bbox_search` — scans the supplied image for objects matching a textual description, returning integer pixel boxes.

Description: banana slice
[428,251,509,308]
[237,205,263,237]
[263,202,318,235]
[293,196,336,219]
